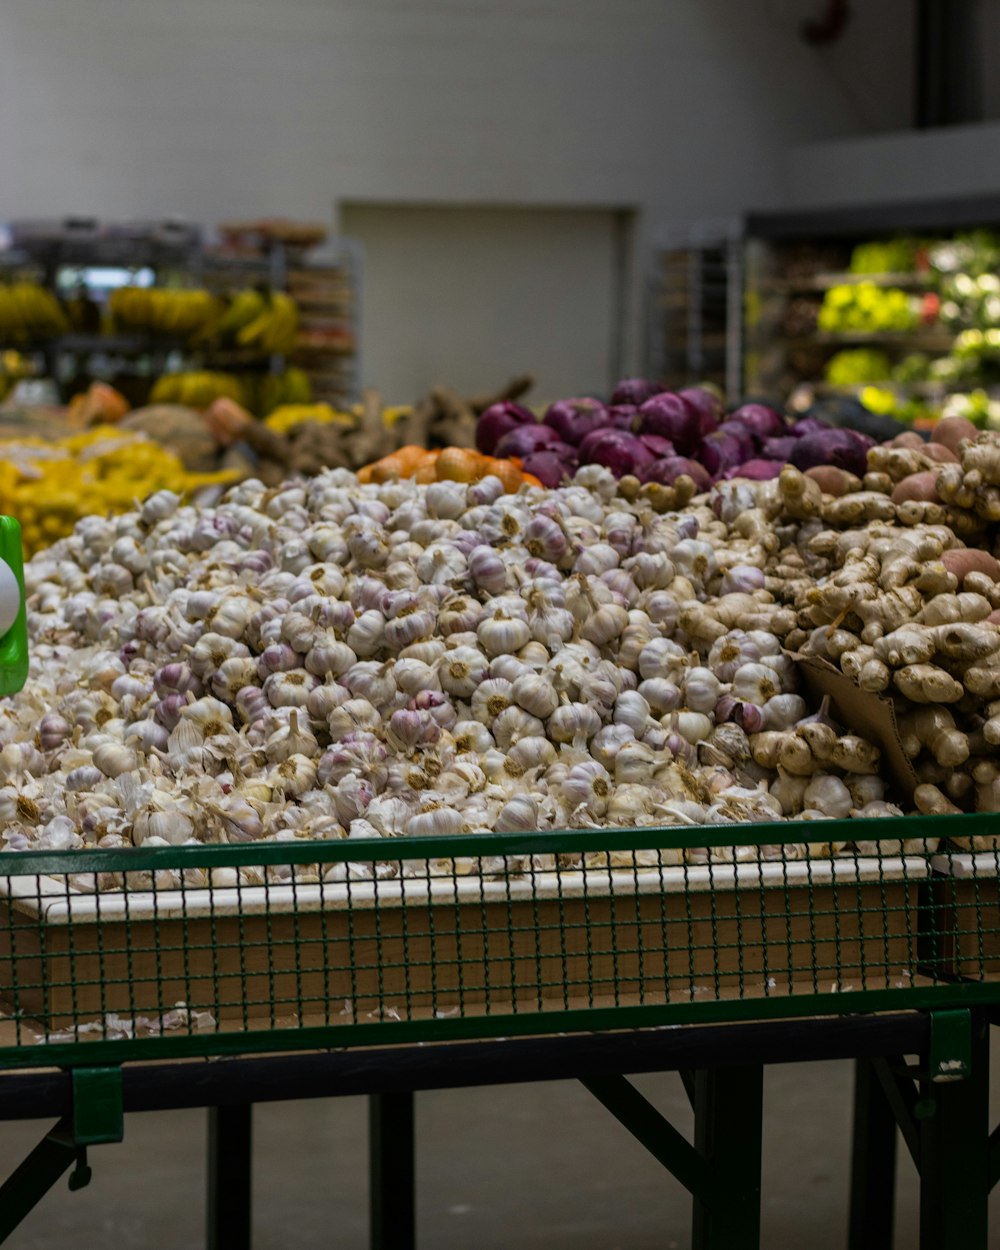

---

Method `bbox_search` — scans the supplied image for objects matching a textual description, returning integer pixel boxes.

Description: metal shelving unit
[645,222,743,401]
[742,195,1000,411]
[0,219,362,408]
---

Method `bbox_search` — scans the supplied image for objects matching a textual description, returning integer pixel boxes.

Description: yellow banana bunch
[109,287,223,340]
[0,427,236,555]
[150,371,249,410]
[236,291,299,355]
[213,289,267,342]
[0,282,70,339]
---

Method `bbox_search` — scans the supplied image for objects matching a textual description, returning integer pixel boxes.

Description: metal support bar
[71,1067,123,1145]
[580,1075,710,1202]
[929,1008,972,1083]
[369,1093,415,1250]
[678,1069,697,1110]
[918,1015,989,1249]
[989,1123,1000,1194]
[848,1059,897,1250]
[691,1066,763,1250]
[872,1058,920,1170]
[0,1118,77,1245]
[207,1104,252,1250]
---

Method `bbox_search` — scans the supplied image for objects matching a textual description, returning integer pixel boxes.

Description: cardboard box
[0,856,927,1033]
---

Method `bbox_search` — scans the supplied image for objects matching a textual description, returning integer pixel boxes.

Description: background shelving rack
[645,219,743,401]
[0,218,362,409]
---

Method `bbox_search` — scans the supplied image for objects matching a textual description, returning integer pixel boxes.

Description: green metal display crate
[0,814,993,1070]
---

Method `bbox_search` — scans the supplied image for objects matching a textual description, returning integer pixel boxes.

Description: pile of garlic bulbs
[0,465,908,885]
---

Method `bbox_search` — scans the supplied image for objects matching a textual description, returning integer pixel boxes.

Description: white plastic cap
[0,558,21,636]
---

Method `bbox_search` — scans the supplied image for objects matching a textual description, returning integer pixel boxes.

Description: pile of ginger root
[742,415,1000,835]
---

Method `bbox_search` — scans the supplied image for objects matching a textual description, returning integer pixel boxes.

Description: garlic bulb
[0,458,896,877]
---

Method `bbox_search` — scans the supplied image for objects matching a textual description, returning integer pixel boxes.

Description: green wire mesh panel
[0,817,995,1067]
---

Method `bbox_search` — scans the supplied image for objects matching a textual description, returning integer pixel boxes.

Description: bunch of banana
[150,370,249,410]
[235,291,299,355]
[109,287,223,340]
[213,288,267,344]
[0,282,71,340]
[252,367,313,416]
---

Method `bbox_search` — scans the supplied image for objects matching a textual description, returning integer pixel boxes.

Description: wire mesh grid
[0,817,994,1066]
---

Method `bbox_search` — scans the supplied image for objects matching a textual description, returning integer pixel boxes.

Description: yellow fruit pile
[264,403,354,433]
[109,286,299,353]
[109,287,224,339]
[0,427,237,555]
[0,282,70,340]
[149,366,312,415]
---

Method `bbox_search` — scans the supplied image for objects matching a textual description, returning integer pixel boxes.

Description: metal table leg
[919,1017,990,1250]
[848,1058,897,1250]
[207,1104,253,1250]
[691,1065,763,1250]
[369,1092,415,1250]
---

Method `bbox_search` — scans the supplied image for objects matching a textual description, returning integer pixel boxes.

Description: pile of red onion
[476,381,874,490]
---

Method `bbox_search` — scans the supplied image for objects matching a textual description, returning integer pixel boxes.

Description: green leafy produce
[818,284,919,334]
[824,349,892,387]
[892,353,932,384]
[938,272,1000,329]
[848,238,922,276]
[858,385,934,426]
[930,230,1000,277]
[942,389,1000,430]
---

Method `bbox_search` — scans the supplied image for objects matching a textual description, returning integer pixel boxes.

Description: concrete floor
[0,1058,998,1249]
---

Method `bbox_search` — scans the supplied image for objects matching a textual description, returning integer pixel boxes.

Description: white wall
[783,121,1000,210]
[0,0,913,379]
[342,204,624,402]
[1,0,908,226]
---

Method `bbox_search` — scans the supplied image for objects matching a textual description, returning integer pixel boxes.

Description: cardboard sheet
[791,652,919,805]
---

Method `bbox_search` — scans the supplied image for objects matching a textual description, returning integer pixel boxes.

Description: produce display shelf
[0,814,990,1071]
[770,332,957,351]
[759,272,936,294]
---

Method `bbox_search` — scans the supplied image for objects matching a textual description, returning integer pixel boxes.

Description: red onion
[543,397,608,445]
[606,404,640,431]
[642,457,712,492]
[700,430,750,478]
[789,416,830,438]
[493,424,562,460]
[639,434,676,459]
[724,459,784,481]
[522,451,574,488]
[476,402,536,455]
[789,429,872,477]
[637,393,700,455]
[678,387,723,437]
[578,429,655,477]
[611,378,661,406]
[727,403,785,441]
[761,435,797,462]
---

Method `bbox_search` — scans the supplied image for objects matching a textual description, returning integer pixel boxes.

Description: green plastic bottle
[0,517,28,696]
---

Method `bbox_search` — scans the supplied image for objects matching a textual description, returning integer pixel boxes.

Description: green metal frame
[0,813,994,1068]
[0,810,995,1246]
